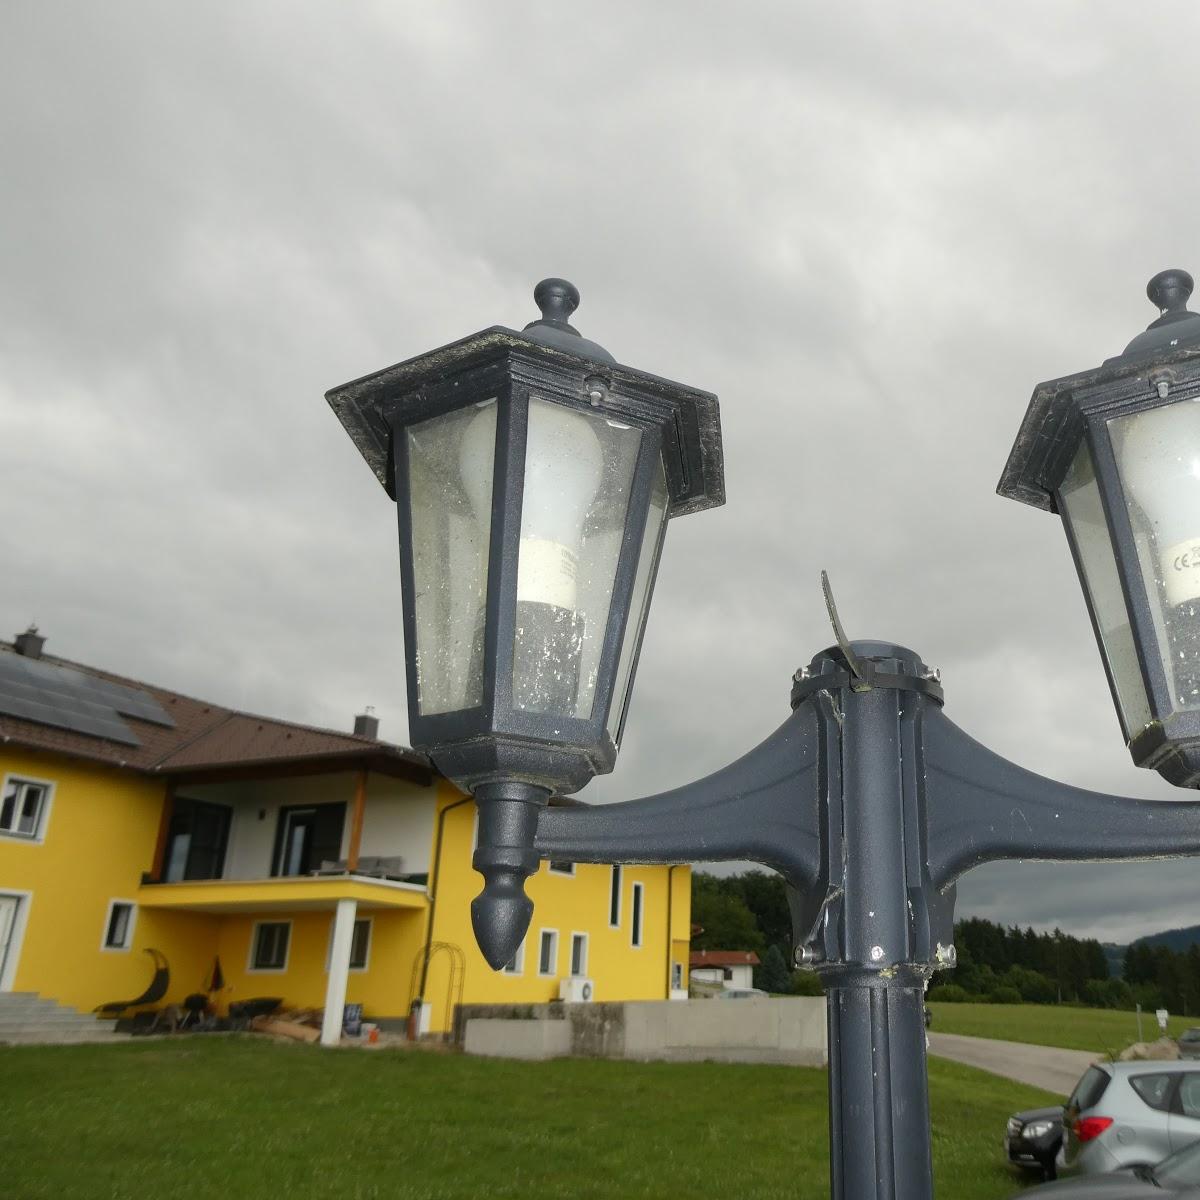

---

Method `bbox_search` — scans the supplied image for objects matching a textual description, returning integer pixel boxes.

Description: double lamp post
[326,269,1200,1200]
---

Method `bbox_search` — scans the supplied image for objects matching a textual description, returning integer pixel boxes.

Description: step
[0,1001,86,1018]
[0,1029,126,1045]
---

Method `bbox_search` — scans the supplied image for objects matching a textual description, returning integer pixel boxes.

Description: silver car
[1064,1061,1200,1174]
[1179,1029,1200,1061]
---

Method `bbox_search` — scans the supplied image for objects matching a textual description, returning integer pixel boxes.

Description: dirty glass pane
[1110,401,1200,717]
[1059,440,1151,736]
[513,397,642,719]
[407,400,496,715]
[607,457,668,743]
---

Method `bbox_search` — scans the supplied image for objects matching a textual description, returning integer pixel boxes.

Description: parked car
[1006,1105,1064,1180]
[716,987,768,1000]
[1062,1060,1200,1175]
[1018,1136,1200,1196]
[1178,1028,1200,1060]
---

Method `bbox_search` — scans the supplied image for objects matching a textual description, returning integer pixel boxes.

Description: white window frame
[0,889,33,992]
[547,860,575,876]
[0,774,55,844]
[247,919,292,973]
[325,915,372,973]
[502,935,526,976]
[631,881,645,949]
[569,932,588,978]
[100,899,137,952]
[671,961,684,990]
[608,864,622,928]
[537,928,559,977]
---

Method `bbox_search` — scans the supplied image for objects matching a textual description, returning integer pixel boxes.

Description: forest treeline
[693,870,1200,1010]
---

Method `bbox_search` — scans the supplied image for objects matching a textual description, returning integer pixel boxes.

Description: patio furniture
[95,948,169,1016]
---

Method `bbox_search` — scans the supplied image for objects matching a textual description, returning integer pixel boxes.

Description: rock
[1118,1037,1180,1062]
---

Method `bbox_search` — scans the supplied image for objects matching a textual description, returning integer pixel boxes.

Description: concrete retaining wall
[457,997,827,1066]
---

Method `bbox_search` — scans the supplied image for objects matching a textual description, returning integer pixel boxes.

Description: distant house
[0,630,692,1042]
[689,949,760,990]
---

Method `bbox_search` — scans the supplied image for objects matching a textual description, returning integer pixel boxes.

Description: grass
[0,1038,1054,1200]
[928,1001,1195,1054]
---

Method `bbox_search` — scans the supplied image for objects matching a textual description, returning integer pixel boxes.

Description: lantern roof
[998,269,1200,512]
[326,279,724,519]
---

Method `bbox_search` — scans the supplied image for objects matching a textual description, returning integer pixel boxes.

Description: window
[1178,1073,1200,1120]
[1,777,50,840]
[250,921,291,971]
[570,933,588,977]
[1068,1067,1111,1113]
[671,961,683,990]
[325,917,371,971]
[1131,1073,1174,1112]
[101,901,136,951]
[609,865,622,927]
[548,861,575,876]
[272,803,346,877]
[503,937,525,976]
[164,797,231,881]
[631,881,644,948]
[349,919,371,970]
[538,929,558,976]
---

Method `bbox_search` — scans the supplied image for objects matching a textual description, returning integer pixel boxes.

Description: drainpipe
[666,864,681,998]
[418,791,473,1002]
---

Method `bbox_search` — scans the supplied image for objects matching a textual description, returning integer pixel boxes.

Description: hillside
[1102,924,1200,977]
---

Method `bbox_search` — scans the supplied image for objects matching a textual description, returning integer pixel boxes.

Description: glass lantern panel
[1110,400,1200,717]
[1059,440,1151,736]
[512,397,642,719]
[406,400,496,715]
[607,457,669,743]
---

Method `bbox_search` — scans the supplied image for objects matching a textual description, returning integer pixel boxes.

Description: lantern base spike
[470,780,551,970]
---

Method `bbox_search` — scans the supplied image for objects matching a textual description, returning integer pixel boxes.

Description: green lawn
[0,1038,1052,1200]
[928,1001,1194,1054]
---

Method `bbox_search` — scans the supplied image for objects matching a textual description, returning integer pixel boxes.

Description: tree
[691,873,764,953]
[757,944,792,994]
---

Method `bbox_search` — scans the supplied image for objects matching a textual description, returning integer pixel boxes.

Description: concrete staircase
[0,991,125,1045]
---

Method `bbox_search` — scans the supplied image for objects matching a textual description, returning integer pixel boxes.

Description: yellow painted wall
[0,748,219,1010]
[423,787,692,1032]
[208,907,427,1018]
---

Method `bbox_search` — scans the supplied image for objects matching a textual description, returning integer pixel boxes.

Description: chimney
[353,706,379,740]
[14,626,45,659]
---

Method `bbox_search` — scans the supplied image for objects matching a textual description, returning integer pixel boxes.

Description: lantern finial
[1147,269,1194,317]
[521,277,616,363]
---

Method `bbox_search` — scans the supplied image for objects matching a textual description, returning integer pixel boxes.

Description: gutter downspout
[666,863,682,998]
[418,791,473,1002]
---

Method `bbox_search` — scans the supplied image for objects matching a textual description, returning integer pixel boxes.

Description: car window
[1177,1073,1200,1119]
[1068,1067,1111,1112]
[1130,1073,1174,1112]
[1153,1139,1200,1188]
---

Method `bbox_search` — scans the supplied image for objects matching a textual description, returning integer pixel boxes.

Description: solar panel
[0,652,176,747]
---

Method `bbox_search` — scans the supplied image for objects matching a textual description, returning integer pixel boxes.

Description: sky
[3,1,1200,944]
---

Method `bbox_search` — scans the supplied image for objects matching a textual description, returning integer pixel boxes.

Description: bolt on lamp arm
[923,706,1200,890]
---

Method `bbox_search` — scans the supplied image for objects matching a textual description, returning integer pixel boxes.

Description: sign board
[1157,1008,1169,1032]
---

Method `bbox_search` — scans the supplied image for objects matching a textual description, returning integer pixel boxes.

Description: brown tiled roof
[0,641,431,783]
[689,950,761,968]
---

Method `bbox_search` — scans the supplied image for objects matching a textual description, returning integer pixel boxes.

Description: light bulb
[457,398,606,714]
[516,401,604,611]
[1119,399,1200,707]
[1120,400,1200,607]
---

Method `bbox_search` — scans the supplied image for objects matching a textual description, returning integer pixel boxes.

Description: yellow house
[0,630,691,1044]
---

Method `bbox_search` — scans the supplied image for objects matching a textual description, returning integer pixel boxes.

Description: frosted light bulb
[517,401,604,611]
[1120,400,1200,607]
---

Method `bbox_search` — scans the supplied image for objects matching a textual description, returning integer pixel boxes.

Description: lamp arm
[924,706,1200,889]
[534,706,823,891]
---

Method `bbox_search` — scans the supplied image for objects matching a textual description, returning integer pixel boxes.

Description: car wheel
[1041,1163,1057,1182]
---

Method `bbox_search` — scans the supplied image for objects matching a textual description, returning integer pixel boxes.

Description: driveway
[927,1032,1099,1096]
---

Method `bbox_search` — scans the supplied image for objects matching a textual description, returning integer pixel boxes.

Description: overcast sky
[5,2,1200,944]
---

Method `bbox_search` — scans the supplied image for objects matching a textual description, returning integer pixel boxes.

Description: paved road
[928,1032,1099,1095]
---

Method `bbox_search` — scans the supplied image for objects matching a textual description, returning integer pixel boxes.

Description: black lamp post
[328,272,1200,1200]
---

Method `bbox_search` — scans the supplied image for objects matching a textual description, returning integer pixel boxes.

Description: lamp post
[328,271,1200,1200]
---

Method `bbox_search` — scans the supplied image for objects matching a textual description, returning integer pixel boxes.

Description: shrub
[927,984,971,1003]
[989,986,1022,1005]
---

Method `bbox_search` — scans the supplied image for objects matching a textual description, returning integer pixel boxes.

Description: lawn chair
[95,948,169,1016]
